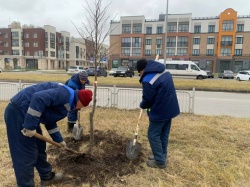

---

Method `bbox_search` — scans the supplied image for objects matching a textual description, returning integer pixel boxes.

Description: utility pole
[163,0,169,68]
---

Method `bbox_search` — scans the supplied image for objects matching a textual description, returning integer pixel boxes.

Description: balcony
[167,42,176,47]
[177,42,188,47]
[121,42,131,47]
[221,41,232,46]
[132,42,141,47]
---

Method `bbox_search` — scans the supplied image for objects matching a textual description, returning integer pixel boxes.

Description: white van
[157,59,208,80]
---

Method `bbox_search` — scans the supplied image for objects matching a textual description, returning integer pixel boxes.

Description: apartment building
[109,8,250,72]
[0,21,101,70]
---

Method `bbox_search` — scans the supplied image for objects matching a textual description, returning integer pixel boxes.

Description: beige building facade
[109,8,250,73]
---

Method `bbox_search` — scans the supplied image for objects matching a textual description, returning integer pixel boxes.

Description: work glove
[59,141,67,148]
[21,128,36,137]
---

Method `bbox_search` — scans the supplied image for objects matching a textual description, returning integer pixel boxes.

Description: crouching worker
[65,71,90,132]
[4,82,92,187]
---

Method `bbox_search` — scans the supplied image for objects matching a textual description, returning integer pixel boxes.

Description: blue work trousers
[68,109,77,123]
[148,119,172,165]
[4,103,52,187]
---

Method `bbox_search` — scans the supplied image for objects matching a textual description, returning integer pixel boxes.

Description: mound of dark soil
[47,130,145,186]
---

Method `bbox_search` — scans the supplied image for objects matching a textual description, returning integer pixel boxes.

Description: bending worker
[65,70,90,132]
[4,82,93,187]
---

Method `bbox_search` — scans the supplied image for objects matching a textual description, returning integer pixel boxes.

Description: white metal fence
[0,81,195,113]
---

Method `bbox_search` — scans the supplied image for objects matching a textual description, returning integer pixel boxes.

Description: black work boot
[40,172,63,186]
[67,122,75,132]
[146,160,166,169]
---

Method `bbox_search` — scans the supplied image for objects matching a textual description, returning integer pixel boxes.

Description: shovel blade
[126,139,141,160]
[72,123,83,141]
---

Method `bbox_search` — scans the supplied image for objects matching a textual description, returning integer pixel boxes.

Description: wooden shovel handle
[34,133,81,155]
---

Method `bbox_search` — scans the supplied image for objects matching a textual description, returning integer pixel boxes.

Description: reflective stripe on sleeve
[64,103,70,111]
[149,70,167,85]
[27,107,42,117]
[47,128,59,134]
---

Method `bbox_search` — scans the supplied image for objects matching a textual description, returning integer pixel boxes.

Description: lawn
[0,101,250,186]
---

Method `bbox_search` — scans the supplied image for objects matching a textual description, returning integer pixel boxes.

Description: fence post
[191,87,195,113]
[112,85,117,108]
[18,80,22,92]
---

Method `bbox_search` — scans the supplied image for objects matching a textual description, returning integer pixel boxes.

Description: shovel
[72,111,83,141]
[33,133,81,155]
[126,109,143,160]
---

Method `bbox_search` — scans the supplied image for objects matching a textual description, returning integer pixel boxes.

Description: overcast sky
[1,0,250,44]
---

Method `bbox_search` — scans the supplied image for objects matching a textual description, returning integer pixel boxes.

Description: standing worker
[4,82,93,186]
[136,59,180,169]
[65,71,90,132]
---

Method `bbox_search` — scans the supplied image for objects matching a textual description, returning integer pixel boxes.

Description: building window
[208,25,215,33]
[221,36,232,46]
[145,39,152,45]
[177,48,187,56]
[220,48,231,56]
[132,48,141,56]
[235,37,243,44]
[24,33,29,38]
[132,37,141,47]
[193,38,200,45]
[50,33,55,41]
[24,42,29,47]
[177,36,188,47]
[50,51,55,57]
[155,49,162,55]
[11,32,19,38]
[146,27,152,34]
[222,20,234,31]
[178,22,189,32]
[33,42,38,47]
[166,48,175,56]
[11,40,19,47]
[237,24,244,32]
[45,51,48,57]
[33,33,38,38]
[234,49,242,56]
[3,33,8,38]
[122,37,131,47]
[167,37,176,47]
[207,38,215,44]
[168,22,177,32]
[4,51,9,55]
[194,25,201,33]
[145,49,151,56]
[3,42,8,47]
[192,49,200,56]
[12,50,20,55]
[122,48,130,56]
[133,24,142,33]
[122,24,131,34]
[50,42,55,49]
[157,27,163,34]
[156,38,162,45]
[25,51,30,56]
[206,49,214,56]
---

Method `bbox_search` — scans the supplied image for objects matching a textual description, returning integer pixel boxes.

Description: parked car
[66,66,85,75]
[87,66,107,77]
[109,68,117,76]
[218,70,234,79]
[0,67,2,73]
[113,66,134,77]
[205,70,214,78]
[236,70,250,81]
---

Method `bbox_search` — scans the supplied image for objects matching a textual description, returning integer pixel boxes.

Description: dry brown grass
[1,71,250,92]
[0,101,250,187]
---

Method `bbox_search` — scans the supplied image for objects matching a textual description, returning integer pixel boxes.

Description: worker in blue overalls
[4,82,93,187]
[65,71,90,132]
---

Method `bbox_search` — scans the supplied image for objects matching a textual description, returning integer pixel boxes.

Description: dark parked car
[113,66,134,77]
[205,70,214,78]
[86,66,107,77]
[218,70,234,79]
